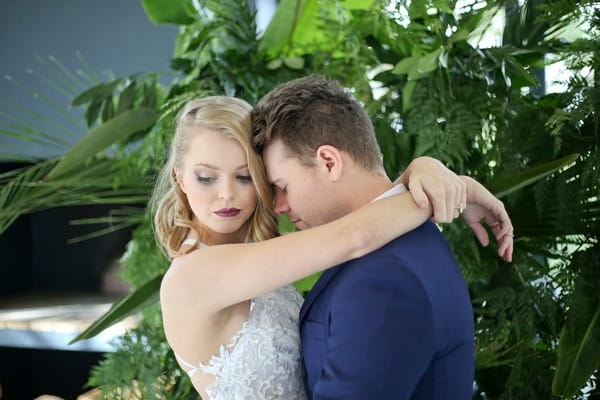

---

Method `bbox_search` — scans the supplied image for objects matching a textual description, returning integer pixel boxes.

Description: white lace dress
[175,285,307,400]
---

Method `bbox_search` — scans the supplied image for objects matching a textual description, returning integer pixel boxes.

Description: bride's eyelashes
[197,176,215,184]
[236,175,253,183]
[195,174,253,185]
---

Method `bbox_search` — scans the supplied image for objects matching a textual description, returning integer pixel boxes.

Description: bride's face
[176,128,258,242]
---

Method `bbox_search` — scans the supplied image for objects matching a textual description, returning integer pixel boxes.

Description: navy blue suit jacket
[300,221,474,399]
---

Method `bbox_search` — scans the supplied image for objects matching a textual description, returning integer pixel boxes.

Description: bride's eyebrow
[194,162,218,169]
[194,162,249,170]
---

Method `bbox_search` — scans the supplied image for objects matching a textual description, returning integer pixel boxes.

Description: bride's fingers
[493,202,512,236]
[458,179,467,217]
[439,179,455,223]
[408,176,430,209]
[497,231,514,262]
[422,178,451,222]
[448,179,460,223]
[467,221,490,247]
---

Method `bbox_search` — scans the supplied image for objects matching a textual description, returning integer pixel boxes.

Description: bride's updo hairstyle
[152,96,279,259]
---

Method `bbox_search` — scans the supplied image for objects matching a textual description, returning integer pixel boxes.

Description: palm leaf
[259,0,318,56]
[69,274,163,344]
[47,108,158,179]
[141,0,195,25]
[553,246,600,396]
[67,207,146,243]
[488,153,579,198]
[259,0,375,56]
[0,158,149,234]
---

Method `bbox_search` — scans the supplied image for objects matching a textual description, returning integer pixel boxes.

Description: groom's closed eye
[271,184,287,193]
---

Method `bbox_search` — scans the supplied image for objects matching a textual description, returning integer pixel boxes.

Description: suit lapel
[300,264,345,324]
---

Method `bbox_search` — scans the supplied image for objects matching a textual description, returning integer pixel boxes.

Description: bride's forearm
[339,192,432,260]
[166,191,432,312]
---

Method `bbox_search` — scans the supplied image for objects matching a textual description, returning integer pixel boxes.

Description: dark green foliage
[88,318,196,400]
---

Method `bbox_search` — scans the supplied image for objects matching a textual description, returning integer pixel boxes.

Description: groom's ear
[315,145,343,181]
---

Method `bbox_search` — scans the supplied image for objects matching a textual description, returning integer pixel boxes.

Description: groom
[252,75,511,399]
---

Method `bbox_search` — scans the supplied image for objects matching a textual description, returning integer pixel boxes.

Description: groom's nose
[273,192,290,215]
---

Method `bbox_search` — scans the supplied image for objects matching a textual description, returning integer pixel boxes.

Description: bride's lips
[215,208,241,217]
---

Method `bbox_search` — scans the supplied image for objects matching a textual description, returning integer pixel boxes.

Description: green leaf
[553,260,600,396]
[393,56,417,75]
[259,0,375,56]
[259,0,318,56]
[84,100,102,127]
[407,63,426,81]
[141,83,159,108]
[439,49,449,69]
[101,96,115,122]
[283,56,305,70]
[294,273,321,296]
[141,0,195,25]
[449,29,470,43]
[48,108,158,179]
[433,0,453,14]
[341,0,374,10]
[72,79,122,106]
[417,48,442,74]
[488,153,579,198]
[259,0,299,54]
[266,59,283,70]
[69,274,162,344]
[402,80,417,113]
[117,81,137,114]
[277,213,296,233]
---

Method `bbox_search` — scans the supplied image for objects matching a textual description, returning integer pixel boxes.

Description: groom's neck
[339,168,394,213]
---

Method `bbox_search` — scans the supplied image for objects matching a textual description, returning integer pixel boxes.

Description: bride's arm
[162,190,430,312]
[162,159,514,314]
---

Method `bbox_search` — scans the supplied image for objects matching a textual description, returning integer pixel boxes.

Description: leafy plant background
[0,0,598,399]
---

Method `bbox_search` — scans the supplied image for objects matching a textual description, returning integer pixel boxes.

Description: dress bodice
[191,285,307,400]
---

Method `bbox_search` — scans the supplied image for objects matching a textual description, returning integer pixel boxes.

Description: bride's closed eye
[236,175,253,183]
[197,176,215,184]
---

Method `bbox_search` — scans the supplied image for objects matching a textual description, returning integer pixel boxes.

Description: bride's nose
[218,178,236,201]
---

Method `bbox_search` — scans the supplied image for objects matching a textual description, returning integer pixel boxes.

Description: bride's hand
[395,156,466,223]
[460,176,513,262]
[396,157,513,261]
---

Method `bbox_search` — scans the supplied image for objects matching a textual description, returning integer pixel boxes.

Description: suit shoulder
[333,221,460,286]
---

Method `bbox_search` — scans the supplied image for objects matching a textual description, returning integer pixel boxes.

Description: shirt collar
[370,184,408,203]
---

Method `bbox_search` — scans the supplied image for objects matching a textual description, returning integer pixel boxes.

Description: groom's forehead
[263,140,285,165]
[262,142,282,182]
[263,142,303,183]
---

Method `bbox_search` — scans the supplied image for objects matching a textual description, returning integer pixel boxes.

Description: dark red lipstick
[215,208,241,217]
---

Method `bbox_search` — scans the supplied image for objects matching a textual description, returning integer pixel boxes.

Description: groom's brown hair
[251,75,383,170]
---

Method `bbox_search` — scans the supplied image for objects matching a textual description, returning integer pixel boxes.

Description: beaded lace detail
[179,285,307,400]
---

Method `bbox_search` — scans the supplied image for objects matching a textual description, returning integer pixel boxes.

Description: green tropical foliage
[0,0,598,398]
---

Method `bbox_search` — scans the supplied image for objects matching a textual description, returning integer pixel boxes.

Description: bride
[152,96,513,399]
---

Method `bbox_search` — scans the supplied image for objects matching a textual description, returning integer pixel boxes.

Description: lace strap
[182,238,198,247]
[174,352,200,378]
[182,238,208,248]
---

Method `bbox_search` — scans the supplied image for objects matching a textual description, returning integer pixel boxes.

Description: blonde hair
[151,96,279,259]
